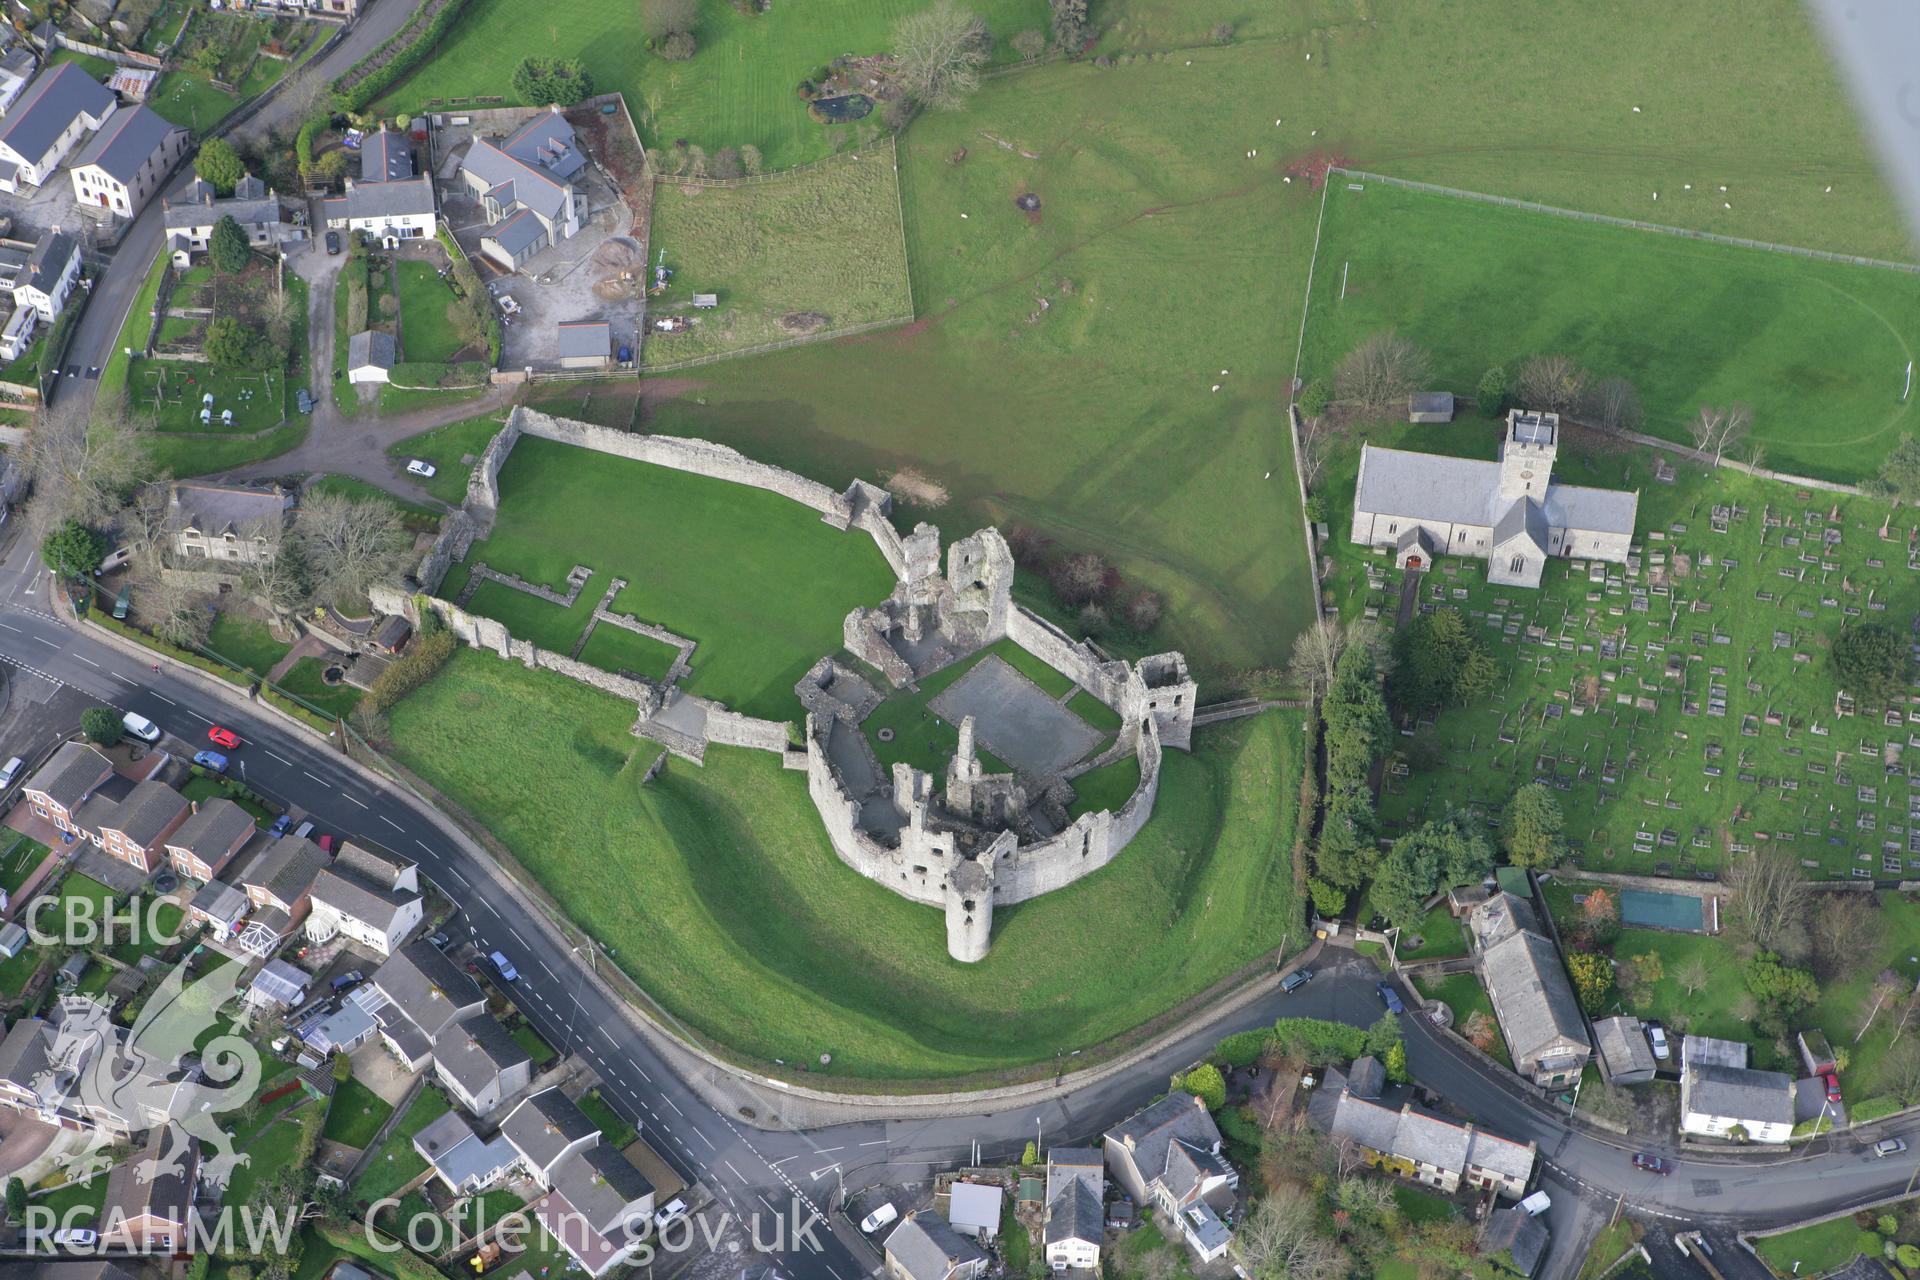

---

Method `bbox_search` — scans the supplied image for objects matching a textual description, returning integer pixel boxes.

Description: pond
[1619,888,1708,932]
[811,94,873,123]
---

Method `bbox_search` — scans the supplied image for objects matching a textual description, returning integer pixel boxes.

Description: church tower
[1498,409,1559,502]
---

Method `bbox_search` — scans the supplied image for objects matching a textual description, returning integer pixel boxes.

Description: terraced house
[20,742,187,874]
[163,175,302,266]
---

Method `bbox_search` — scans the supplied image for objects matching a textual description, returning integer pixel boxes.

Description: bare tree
[1296,413,1331,491]
[135,571,210,648]
[241,525,310,632]
[1234,1197,1345,1280]
[1812,893,1887,982]
[21,392,153,538]
[1515,354,1590,416]
[1687,404,1753,468]
[1674,954,1711,998]
[1741,438,1768,473]
[1286,617,1365,701]
[1582,376,1644,433]
[1881,1038,1920,1106]
[1333,330,1431,417]
[293,490,411,608]
[1052,552,1110,606]
[1861,969,1907,1041]
[1136,1249,1178,1280]
[1687,406,1724,456]
[891,0,990,112]
[1717,402,1752,468]
[1720,848,1812,960]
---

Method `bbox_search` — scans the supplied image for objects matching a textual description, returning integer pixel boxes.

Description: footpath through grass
[1299,180,1920,483]
[388,648,1304,1082]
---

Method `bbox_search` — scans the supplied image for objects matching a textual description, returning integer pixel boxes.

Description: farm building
[555,320,611,369]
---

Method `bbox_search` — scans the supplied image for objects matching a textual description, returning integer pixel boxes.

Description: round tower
[944,859,994,963]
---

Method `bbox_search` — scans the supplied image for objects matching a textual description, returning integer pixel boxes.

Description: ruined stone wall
[1004,606,1134,708]
[697,701,793,754]
[994,719,1163,902]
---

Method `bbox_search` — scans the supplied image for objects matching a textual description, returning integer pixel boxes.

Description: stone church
[1348,409,1639,588]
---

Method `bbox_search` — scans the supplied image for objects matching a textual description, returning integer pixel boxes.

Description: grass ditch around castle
[386,646,1304,1081]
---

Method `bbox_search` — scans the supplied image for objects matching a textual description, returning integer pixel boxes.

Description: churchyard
[644,144,915,365]
[1317,418,1920,882]
[1299,181,1920,484]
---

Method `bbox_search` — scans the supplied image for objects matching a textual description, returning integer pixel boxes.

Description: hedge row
[260,684,338,734]
[388,361,489,390]
[331,0,474,112]
[363,628,455,714]
[90,614,253,689]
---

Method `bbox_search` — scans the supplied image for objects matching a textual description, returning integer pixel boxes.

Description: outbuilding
[555,320,611,369]
[1408,391,1454,423]
[347,330,396,384]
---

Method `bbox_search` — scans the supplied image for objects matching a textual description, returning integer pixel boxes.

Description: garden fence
[1330,168,1920,274]
[639,313,913,372]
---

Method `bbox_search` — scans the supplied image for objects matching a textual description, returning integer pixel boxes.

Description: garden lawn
[508,1021,556,1067]
[107,901,182,966]
[387,413,507,505]
[1396,901,1468,962]
[575,1090,636,1147]
[1415,972,1512,1068]
[647,145,913,364]
[388,650,1305,1082]
[34,1170,108,1226]
[146,423,308,478]
[151,69,238,135]
[0,835,50,896]
[1752,1218,1877,1278]
[375,0,1045,169]
[218,1096,312,1206]
[441,434,897,720]
[1576,1219,1646,1280]
[273,658,366,721]
[352,1086,450,1204]
[395,261,467,363]
[206,613,291,676]
[322,1076,394,1149]
[1298,180,1920,484]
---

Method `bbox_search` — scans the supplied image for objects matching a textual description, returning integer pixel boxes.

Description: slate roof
[0,1015,51,1089]
[370,940,483,1040]
[71,104,179,183]
[553,1143,655,1234]
[233,174,266,200]
[500,108,586,181]
[1106,1092,1224,1192]
[170,482,288,538]
[1685,1062,1796,1127]
[22,230,73,294]
[1481,929,1590,1068]
[1469,891,1541,949]
[556,320,609,359]
[1347,1055,1385,1100]
[1493,496,1548,555]
[412,1107,477,1164]
[502,1087,598,1174]
[326,175,436,223]
[96,778,188,846]
[1326,1093,1535,1182]
[463,135,570,222]
[360,128,413,182]
[309,1000,377,1053]
[69,773,132,833]
[1355,446,1639,538]
[102,1125,196,1227]
[417,1112,519,1188]
[310,865,413,931]
[163,190,285,232]
[240,835,327,905]
[483,207,545,258]
[435,1013,531,1101]
[24,741,112,811]
[0,62,114,166]
[166,798,255,865]
[1482,1206,1548,1276]
[189,879,246,925]
[886,1210,986,1280]
[1545,484,1640,537]
[1592,1016,1656,1079]
[347,329,395,371]
[1684,1034,1749,1070]
[1043,1149,1103,1247]
[333,841,413,887]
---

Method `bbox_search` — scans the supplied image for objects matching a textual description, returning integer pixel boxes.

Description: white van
[1518,1191,1551,1217]
[0,757,21,788]
[860,1203,898,1234]
[122,712,161,743]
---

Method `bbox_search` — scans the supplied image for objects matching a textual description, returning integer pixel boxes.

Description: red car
[1824,1072,1843,1103]
[318,834,335,854]
[207,726,240,749]
[1632,1153,1671,1175]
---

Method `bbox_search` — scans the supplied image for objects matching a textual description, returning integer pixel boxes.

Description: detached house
[0,62,116,191]
[70,104,188,219]
[305,841,422,956]
[433,1014,532,1117]
[884,1211,988,1280]
[101,1126,199,1251]
[1468,892,1591,1087]
[1103,1092,1238,1262]
[462,107,585,271]
[163,797,256,882]
[321,125,435,245]
[233,836,328,957]
[503,1088,656,1278]
[1043,1148,1104,1272]
[22,741,114,835]
[1679,1038,1794,1144]
[366,939,485,1069]
[169,482,292,564]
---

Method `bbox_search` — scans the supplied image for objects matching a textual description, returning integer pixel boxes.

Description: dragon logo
[36,955,262,1192]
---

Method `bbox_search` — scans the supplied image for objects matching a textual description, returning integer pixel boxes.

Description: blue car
[488,951,519,982]
[192,750,229,773]
[1376,981,1405,1014]
[270,813,293,837]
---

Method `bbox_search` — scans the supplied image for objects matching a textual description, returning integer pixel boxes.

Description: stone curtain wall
[1004,606,1133,708]
[694,700,792,754]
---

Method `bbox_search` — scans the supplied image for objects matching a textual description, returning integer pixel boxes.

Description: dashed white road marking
[151,693,175,705]
[266,750,291,765]
[77,655,98,667]
[380,815,402,830]
[33,636,56,647]
[186,710,212,724]
[303,771,326,784]
[341,794,367,808]
[695,1130,716,1151]
[0,621,19,632]
[724,1160,747,1185]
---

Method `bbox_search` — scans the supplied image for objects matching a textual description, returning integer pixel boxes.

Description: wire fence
[639,314,914,372]
[1331,168,1920,275]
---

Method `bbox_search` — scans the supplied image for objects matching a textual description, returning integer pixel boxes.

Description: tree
[1745,952,1818,1036]
[1566,952,1614,1013]
[21,393,152,539]
[738,144,763,175]
[1834,622,1910,705]
[293,490,411,607]
[81,707,124,746]
[511,56,594,107]
[1020,1140,1037,1165]
[1721,848,1813,961]
[1382,1039,1409,1084]
[1477,365,1507,418]
[1307,876,1346,918]
[893,0,991,112]
[1582,376,1644,432]
[242,529,309,629]
[138,571,211,648]
[1462,1010,1499,1053]
[204,316,274,370]
[1333,329,1431,417]
[1233,1197,1345,1280]
[659,30,697,59]
[1123,591,1162,633]
[209,215,252,274]
[1812,893,1887,982]
[1687,403,1752,469]
[1287,617,1362,701]
[40,519,107,580]
[1390,607,1496,714]
[194,137,246,195]
[1515,354,1589,416]
[1048,0,1088,51]
[1052,552,1110,606]
[3,1178,22,1224]
[313,149,350,183]
[1675,955,1711,998]
[1880,1039,1920,1108]
[1369,813,1492,928]
[1580,886,1620,937]
[639,0,698,39]
[708,146,743,179]
[1012,28,1045,58]
[1874,435,1920,503]
[1182,1063,1226,1110]
[1502,782,1564,869]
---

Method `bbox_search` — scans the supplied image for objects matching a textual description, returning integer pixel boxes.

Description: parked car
[859,1204,898,1234]
[1647,1024,1669,1061]
[1824,1072,1843,1103]
[1877,1137,1909,1157]
[488,950,518,982]
[325,230,340,255]
[654,1197,689,1230]
[51,1228,97,1249]
[331,970,363,992]
[270,813,293,837]
[405,458,437,478]
[192,750,228,773]
[122,711,161,743]
[1280,968,1314,993]
[0,757,21,789]
[1518,1191,1551,1216]
[318,834,335,854]
[1375,981,1405,1014]
[426,930,451,949]
[293,820,316,840]
[1632,1153,1671,1175]
[111,585,131,620]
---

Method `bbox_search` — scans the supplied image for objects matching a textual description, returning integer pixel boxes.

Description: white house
[1043,1148,1104,1272]
[320,126,435,245]
[10,228,80,324]
[1350,409,1639,588]
[502,1088,657,1279]
[304,841,423,957]
[1103,1093,1239,1262]
[164,174,302,266]
[1680,1062,1795,1143]
[69,104,188,220]
[0,62,115,191]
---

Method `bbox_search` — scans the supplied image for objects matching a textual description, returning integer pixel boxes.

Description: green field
[440,434,897,720]
[206,614,292,676]
[394,261,467,364]
[377,0,1046,169]
[1299,181,1920,483]
[386,413,505,505]
[647,146,914,364]
[388,648,1303,1081]
[274,658,366,721]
